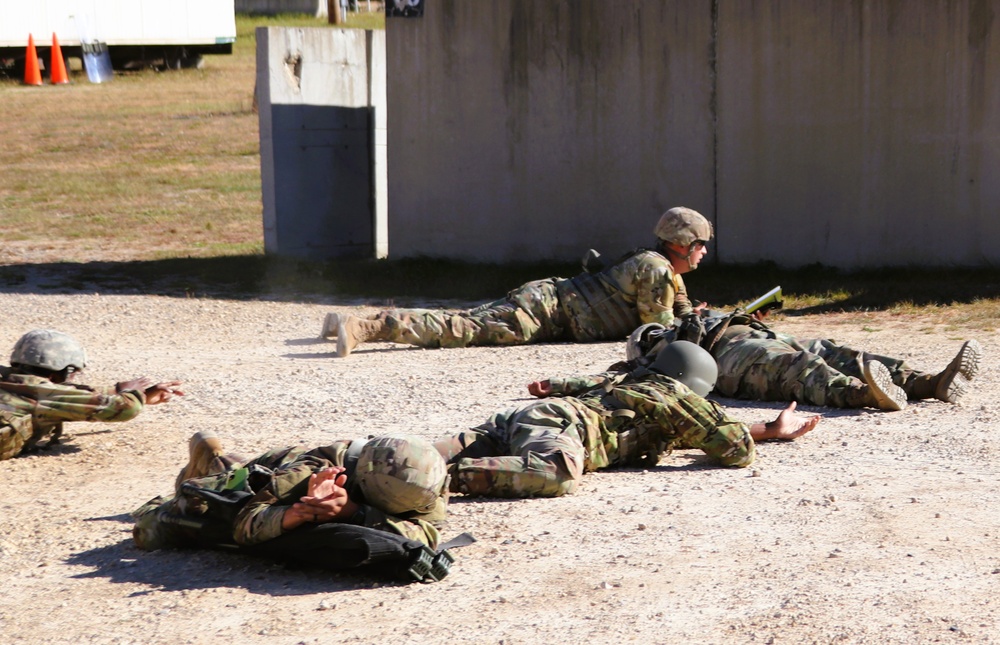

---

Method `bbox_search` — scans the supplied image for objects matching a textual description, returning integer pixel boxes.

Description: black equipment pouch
[675,313,706,345]
[408,532,476,582]
[243,525,476,584]
[179,483,255,525]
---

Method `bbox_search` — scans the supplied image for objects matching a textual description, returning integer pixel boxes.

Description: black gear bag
[179,482,474,583]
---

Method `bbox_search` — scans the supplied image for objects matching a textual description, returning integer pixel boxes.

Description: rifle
[627,286,784,360]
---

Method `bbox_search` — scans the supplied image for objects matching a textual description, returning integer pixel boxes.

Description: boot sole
[936,340,982,403]
[863,361,907,411]
[956,340,982,380]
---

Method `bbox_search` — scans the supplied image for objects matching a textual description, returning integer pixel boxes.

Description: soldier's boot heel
[320,313,340,339]
[336,316,389,358]
[175,431,226,490]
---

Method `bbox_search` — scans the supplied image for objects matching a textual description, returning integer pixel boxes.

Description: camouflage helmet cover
[10,329,87,372]
[356,435,448,516]
[653,207,713,246]
[649,340,718,397]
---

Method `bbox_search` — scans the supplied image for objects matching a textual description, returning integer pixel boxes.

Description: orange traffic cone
[50,32,69,84]
[24,34,42,86]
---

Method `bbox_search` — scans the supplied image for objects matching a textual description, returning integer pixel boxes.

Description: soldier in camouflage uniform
[433,344,819,498]
[326,206,713,357]
[133,433,449,551]
[628,318,982,412]
[0,329,182,461]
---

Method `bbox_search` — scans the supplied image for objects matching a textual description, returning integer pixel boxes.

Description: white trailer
[0,0,236,71]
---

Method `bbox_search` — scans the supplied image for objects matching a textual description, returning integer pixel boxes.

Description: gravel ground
[0,289,997,644]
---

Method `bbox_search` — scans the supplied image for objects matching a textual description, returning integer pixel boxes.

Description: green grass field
[0,14,344,259]
[1,11,998,330]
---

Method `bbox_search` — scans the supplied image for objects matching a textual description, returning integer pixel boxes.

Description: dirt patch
[0,291,997,644]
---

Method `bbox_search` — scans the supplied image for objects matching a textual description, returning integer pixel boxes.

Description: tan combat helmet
[356,435,449,518]
[653,207,714,247]
[10,329,87,372]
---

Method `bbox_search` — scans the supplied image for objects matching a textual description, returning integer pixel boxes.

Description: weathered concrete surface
[386,0,714,263]
[258,27,387,259]
[384,0,1000,267]
[716,0,1000,267]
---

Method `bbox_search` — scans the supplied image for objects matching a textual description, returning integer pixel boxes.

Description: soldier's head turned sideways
[654,207,712,274]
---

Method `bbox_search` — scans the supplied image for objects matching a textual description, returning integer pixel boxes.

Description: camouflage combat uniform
[712,324,925,407]
[379,250,694,348]
[0,368,147,461]
[434,371,755,498]
[133,440,441,551]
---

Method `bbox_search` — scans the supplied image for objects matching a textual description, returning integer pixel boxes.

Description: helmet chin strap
[664,244,695,266]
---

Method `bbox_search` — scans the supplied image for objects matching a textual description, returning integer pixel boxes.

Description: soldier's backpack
[0,408,34,461]
[188,483,472,583]
[134,474,473,583]
[244,522,474,583]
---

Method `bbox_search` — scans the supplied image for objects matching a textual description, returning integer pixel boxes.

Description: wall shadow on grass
[0,255,578,306]
[694,262,1000,315]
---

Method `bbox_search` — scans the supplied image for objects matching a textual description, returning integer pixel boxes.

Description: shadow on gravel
[709,397,868,418]
[3,256,1000,314]
[66,539,415,595]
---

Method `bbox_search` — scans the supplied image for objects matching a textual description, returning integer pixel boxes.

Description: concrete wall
[387,0,715,263]
[385,0,1000,268]
[716,0,1000,267]
[258,26,387,259]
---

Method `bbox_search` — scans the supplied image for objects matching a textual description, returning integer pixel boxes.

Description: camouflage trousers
[380,279,571,348]
[434,399,594,498]
[713,327,923,407]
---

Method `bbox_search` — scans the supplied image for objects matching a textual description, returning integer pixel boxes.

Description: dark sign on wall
[387,0,423,17]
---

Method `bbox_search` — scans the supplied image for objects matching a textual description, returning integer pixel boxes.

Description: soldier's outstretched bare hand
[144,381,184,405]
[527,380,552,397]
[750,401,821,441]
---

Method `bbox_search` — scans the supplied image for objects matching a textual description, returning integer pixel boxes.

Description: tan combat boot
[174,431,226,491]
[862,361,907,411]
[320,312,340,339]
[932,339,982,403]
[336,315,389,357]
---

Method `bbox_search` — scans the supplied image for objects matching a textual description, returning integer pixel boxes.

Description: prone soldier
[325,206,713,357]
[133,433,462,582]
[626,314,981,412]
[433,342,819,499]
[0,329,182,461]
